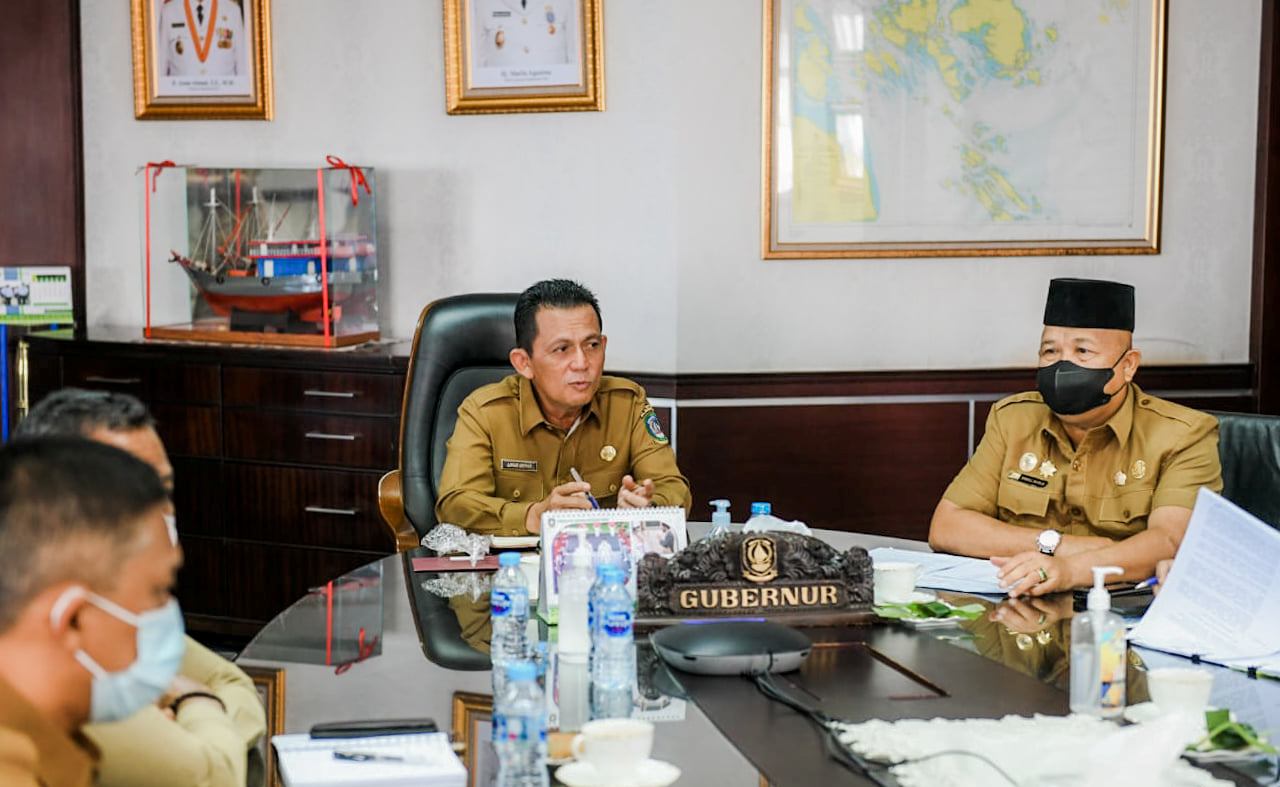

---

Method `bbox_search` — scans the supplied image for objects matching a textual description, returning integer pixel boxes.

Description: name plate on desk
[637,532,872,621]
[673,581,846,613]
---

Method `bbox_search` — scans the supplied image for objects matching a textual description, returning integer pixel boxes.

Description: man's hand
[991,551,1082,597]
[1153,558,1174,595]
[524,481,593,533]
[617,475,655,509]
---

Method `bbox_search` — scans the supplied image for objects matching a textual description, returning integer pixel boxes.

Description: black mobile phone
[310,718,438,739]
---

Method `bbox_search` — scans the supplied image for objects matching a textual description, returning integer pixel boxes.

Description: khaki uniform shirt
[436,374,692,535]
[0,674,96,787]
[84,637,266,787]
[944,384,1222,540]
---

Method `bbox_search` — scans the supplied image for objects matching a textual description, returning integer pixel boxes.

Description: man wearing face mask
[14,389,264,787]
[929,278,1222,597]
[0,438,182,786]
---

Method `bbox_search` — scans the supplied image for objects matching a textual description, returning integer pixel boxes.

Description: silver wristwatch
[1036,529,1061,556]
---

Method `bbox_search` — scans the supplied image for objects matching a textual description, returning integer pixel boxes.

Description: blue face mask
[51,588,186,723]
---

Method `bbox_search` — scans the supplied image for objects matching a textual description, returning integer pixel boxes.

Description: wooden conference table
[237,526,1278,786]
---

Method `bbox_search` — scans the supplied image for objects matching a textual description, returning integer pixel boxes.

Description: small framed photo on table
[443,0,605,114]
[242,665,285,787]
[130,0,273,119]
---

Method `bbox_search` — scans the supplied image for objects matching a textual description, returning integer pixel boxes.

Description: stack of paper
[869,547,1004,595]
[272,732,466,787]
[1129,488,1280,678]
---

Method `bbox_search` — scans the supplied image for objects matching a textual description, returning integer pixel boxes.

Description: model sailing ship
[168,186,375,328]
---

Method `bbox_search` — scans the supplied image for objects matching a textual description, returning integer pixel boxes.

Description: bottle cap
[505,660,536,682]
[750,502,772,516]
[1087,565,1124,611]
[498,552,521,567]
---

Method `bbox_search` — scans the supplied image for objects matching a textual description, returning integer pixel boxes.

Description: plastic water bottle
[586,561,617,675]
[495,661,549,787]
[558,539,594,660]
[590,567,635,719]
[744,501,773,530]
[491,552,530,696]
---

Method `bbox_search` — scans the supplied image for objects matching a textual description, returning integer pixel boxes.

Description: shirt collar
[518,376,600,435]
[1041,382,1137,451]
[0,673,97,787]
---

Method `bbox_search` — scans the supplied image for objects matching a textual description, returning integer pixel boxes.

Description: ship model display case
[142,161,379,348]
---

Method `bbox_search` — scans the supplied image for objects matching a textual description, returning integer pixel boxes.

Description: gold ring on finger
[1036,567,1049,583]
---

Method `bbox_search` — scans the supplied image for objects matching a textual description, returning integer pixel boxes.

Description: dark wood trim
[615,364,1253,401]
[1255,0,1280,415]
[69,0,86,334]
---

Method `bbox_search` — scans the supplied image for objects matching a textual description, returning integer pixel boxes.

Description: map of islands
[774,0,1161,251]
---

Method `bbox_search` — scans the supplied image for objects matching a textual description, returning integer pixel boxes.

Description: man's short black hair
[514,279,602,353]
[0,438,169,631]
[14,388,155,440]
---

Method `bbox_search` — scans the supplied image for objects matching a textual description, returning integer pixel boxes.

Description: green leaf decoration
[873,600,985,621]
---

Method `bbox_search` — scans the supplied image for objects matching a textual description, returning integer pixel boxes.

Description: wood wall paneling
[677,402,969,540]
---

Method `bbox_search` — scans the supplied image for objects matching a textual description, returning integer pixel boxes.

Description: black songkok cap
[1043,278,1135,332]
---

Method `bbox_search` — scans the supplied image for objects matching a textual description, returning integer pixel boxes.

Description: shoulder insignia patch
[644,411,668,444]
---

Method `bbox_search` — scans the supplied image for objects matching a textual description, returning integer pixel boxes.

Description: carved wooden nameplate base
[636,532,875,627]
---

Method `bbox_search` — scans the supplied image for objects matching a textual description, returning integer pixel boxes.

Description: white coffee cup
[874,561,923,604]
[570,718,654,776]
[1146,667,1213,715]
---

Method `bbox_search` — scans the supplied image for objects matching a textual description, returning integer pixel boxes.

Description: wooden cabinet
[23,328,410,638]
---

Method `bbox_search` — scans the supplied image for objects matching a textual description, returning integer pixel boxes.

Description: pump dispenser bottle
[1069,565,1127,717]
[707,499,732,539]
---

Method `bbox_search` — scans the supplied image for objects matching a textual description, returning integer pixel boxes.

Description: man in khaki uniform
[437,280,691,536]
[15,390,265,787]
[929,278,1221,596]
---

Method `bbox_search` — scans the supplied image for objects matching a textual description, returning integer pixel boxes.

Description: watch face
[1038,530,1060,553]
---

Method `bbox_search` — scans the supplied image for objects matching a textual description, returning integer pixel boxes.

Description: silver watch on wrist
[1036,529,1061,556]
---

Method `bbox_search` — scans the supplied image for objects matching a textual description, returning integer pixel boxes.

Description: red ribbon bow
[146,160,176,192]
[325,155,371,206]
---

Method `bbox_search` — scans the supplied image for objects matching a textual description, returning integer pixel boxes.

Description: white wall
[80,1,1260,373]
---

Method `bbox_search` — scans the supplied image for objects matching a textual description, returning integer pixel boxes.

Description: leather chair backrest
[1208,410,1280,529]
[400,293,519,537]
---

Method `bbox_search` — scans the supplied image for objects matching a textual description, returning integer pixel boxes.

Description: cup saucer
[556,758,681,787]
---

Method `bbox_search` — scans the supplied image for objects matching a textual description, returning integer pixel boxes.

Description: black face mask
[1036,353,1127,416]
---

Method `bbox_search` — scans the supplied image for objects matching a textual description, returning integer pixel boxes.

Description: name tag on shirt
[501,459,538,472]
[1007,471,1049,488]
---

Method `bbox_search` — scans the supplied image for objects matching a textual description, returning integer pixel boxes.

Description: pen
[569,467,599,509]
[334,750,405,763]
[1133,576,1160,591]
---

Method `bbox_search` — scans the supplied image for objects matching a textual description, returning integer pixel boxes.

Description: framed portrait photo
[130,0,273,120]
[242,665,286,787]
[443,0,605,114]
[451,692,496,787]
[763,0,1167,258]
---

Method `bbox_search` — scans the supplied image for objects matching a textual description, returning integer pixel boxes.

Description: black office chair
[1208,410,1280,529]
[379,293,519,549]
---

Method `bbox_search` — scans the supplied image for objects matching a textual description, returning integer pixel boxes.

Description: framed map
[763,0,1167,258]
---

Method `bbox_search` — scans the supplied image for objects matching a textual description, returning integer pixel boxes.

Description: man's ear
[1121,348,1142,383]
[44,583,88,650]
[509,348,534,380]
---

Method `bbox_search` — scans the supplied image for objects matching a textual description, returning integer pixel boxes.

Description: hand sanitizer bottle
[557,537,594,661]
[1070,565,1127,717]
[707,499,732,539]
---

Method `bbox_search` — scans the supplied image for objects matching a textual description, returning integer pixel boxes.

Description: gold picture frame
[762,0,1167,259]
[451,692,495,787]
[130,0,274,120]
[443,0,605,115]
[244,665,286,787]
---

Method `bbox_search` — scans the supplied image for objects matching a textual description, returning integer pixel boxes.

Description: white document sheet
[869,547,1004,595]
[1129,489,1280,664]
[272,732,466,787]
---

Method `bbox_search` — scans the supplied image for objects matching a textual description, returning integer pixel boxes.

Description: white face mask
[50,587,186,723]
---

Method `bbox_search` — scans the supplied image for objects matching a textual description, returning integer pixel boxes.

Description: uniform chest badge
[600,445,617,462]
[176,39,185,54]
[1131,460,1147,480]
[1018,452,1038,473]
[1114,471,1127,487]
[1038,460,1057,479]
[495,30,505,48]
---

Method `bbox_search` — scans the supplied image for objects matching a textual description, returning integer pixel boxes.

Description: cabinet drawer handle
[305,431,359,441]
[84,375,142,385]
[305,506,358,516]
[304,389,357,399]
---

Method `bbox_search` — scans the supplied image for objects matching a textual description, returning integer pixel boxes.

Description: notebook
[272,732,466,787]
